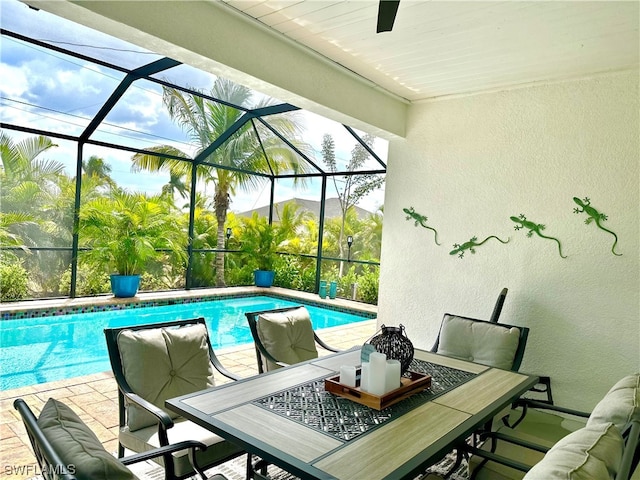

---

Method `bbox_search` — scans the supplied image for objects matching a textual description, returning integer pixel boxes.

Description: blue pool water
[0,295,372,390]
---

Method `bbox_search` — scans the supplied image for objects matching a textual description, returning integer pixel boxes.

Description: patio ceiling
[220,1,639,102]
[19,1,639,141]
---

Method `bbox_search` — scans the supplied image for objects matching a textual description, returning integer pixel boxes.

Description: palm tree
[131,78,311,286]
[0,132,64,247]
[82,155,115,190]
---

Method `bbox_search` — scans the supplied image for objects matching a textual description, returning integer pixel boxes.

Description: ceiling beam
[25,0,407,139]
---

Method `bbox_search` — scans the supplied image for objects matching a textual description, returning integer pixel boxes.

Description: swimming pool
[0,295,374,390]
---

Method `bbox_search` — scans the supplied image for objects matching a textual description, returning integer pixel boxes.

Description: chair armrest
[314,333,340,353]
[517,398,590,418]
[120,440,207,466]
[503,397,590,429]
[210,355,242,382]
[121,440,211,479]
[122,391,174,430]
[489,430,551,454]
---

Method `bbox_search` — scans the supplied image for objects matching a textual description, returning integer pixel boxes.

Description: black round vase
[368,324,414,374]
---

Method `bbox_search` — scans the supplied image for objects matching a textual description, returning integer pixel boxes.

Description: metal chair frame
[465,398,640,480]
[489,287,508,323]
[104,318,243,480]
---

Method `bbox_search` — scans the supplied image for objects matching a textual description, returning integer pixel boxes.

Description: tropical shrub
[274,255,316,292]
[79,191,187,276]
[356,265,379,305]
[239,214,287,271]
[140,271,169,292]
[59,264,111,297]
[0,259,30,301]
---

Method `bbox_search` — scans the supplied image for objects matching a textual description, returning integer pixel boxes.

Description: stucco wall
[379,70,639,410]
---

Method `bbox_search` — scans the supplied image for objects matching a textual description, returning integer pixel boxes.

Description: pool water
[0,295,371,390]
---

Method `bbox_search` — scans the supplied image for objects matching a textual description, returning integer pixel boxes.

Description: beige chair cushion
[38,398,135,480]
[437,315,520,370]
[117,323,216,431]
[587,374,640,432]
[257,307,318,371]
[523,422,624,480]
[119,417,242,478]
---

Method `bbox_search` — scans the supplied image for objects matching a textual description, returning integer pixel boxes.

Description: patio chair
[430,313,529,371]
[14,397,229,480]
[104,318,245,480]
[428,313,531,477]
[465,373,640,480]
[245,305,341,373]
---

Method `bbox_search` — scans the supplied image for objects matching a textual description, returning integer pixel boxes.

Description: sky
[0,0,387,214]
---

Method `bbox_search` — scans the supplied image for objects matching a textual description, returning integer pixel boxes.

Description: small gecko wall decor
[510,214,567,258]
[572,197,621,256]
[450,235,509,259]
[403,207,441,245]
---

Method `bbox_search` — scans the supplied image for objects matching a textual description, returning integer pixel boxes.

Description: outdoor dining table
[166,347,539,480]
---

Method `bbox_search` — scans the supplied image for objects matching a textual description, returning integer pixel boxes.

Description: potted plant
[79,192,186,297]
[240,214,283,288]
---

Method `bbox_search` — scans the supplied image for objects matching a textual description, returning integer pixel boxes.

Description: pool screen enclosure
[0,2,386,299]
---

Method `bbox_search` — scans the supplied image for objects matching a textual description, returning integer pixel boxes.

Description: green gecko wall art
[449,235,509,258]
[510,214,567,258]
[572,197,621,256]
[403,207,441,245]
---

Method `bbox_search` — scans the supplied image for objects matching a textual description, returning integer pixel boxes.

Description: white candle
[339,365,356,387]
[360,362,370,391]
[385,359,401,393]
[368,352,387,395]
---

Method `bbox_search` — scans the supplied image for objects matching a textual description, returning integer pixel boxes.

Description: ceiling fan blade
[377,0,400,33]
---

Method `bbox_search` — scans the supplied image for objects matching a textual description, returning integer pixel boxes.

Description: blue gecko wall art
[572,197,621,256]
[510,214,567,258]
[449,235,509,258]
[403,207,441,245]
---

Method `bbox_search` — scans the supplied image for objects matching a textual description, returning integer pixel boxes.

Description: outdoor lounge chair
[14,397,229,480]
[245,305,341,373]
[104,318,245,480]
[465,373,640,480]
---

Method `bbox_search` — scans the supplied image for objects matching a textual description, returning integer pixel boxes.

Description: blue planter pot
[110,274,140,298]
[254,270,275,288]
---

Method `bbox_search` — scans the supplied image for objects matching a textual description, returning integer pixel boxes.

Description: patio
[0,319,377,480]
[1,2,638,479]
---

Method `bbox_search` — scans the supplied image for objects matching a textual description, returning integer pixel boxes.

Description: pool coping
[0,286,378,320]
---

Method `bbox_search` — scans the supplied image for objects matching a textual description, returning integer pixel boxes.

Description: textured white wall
[379,70,639,410]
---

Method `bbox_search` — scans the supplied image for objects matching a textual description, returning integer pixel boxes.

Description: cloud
[0,63,29,97]
[1,0,387,213]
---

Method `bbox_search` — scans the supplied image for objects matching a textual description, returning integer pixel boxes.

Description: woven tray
[324,368,431,410]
